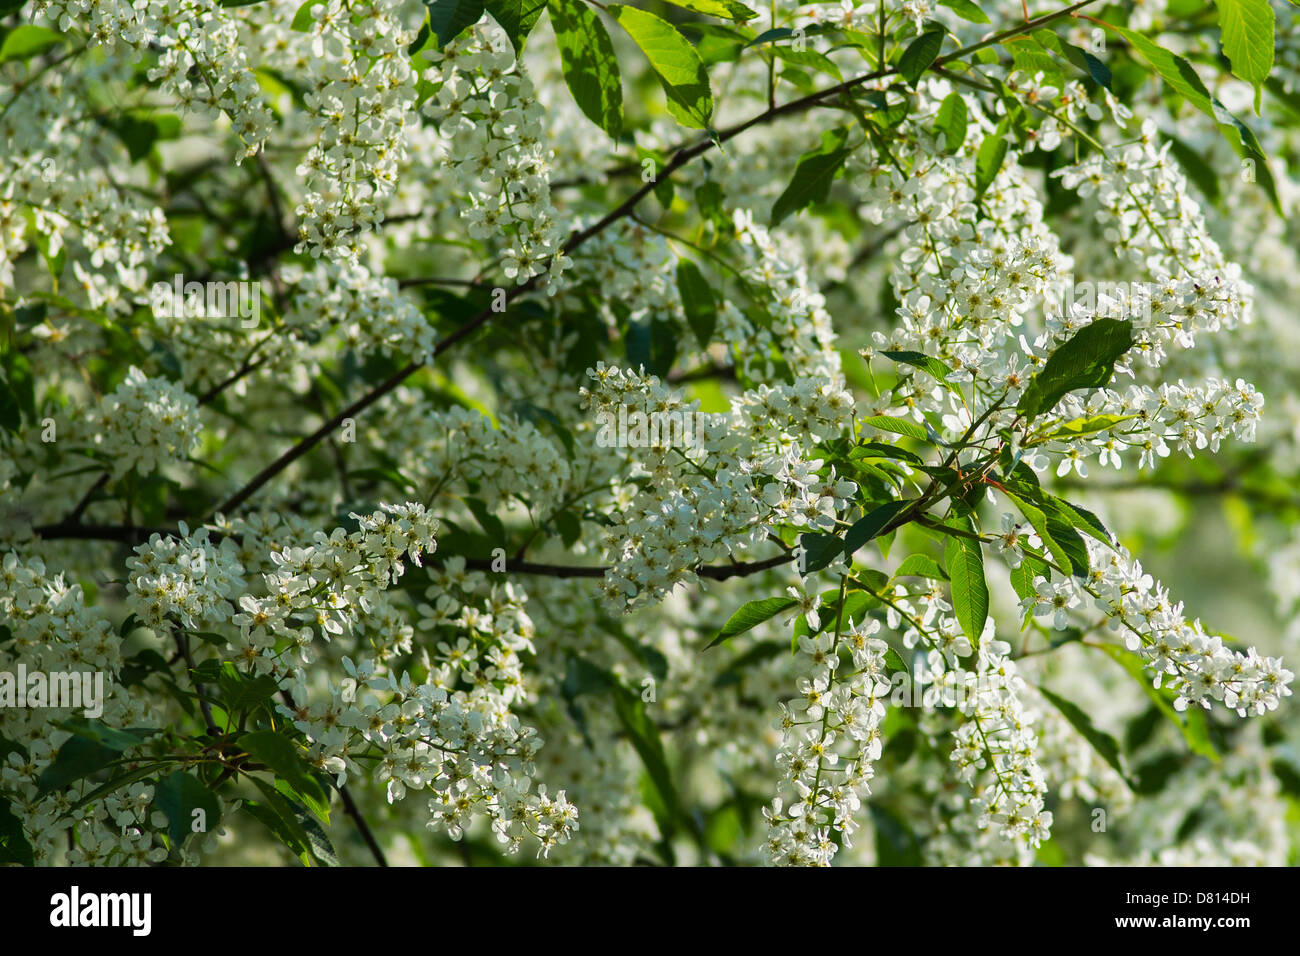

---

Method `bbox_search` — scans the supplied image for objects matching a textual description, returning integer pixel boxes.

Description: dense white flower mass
[1,0,1298,872]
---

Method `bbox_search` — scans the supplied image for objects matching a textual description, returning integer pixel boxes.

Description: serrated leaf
[898,29,945,87]
[707,597,798,647]
[1038,685,1132,786]
[1095,644,1219,762]
[1009,551,1050,601]
[676,259,717,347]
[661,0,757,21]
[548,0,623,136]
[893,553,948,580]
[1109,23,1279,211]
[420,0,486,50]
[944,515,987,641]
[933,92,967,154]
[974,115,1010,199]
[862,414,927,441]
[799,531,844,574]
[0,799,33,866]
[848,441,923,465]
[239,731,329,811]
[937,0,989,23]
[1016,319,1134,418]
[1214,0,1274,110]
[1045,413,1136,439]
[844,500,911,560]
[609,5,713,129]
[484,0,548,54]
[1058,38,1112,90]
[881,349,953,382]
[770,126,852,225]
[154,770,222,849]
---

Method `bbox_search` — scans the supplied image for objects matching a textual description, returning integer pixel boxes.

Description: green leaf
[244,777,325,865]
[103,112,182,163]
[676,259,717,347]
[1213,0,1274,111]
[290,0,319,30]
[870,804,922,865]
[1009,551,1049,600]
[1058,38,1112,90]
[770,126,852,225]
[484,0,548,54]
[609,5,714,129]
[944,515,987,641]
[933,92,967,154]
[974,115,1010,199]
[1037,685,1132,786]
[861,414,927,441]
[1044,413,1136,440]
[707,597,798,648]
[1053,498,1111,545]
[844,500,911,560]
[898,28,945,87]
[70,762,170,811]
[220,671,282,715]
[1163,133,1222,204]
[0,799,33,866]
[849,441,923,465]
[1095,645,1219,762]
[153,771,222,849]
[420,0,486,50]
[563,656,616,698]
[893,553,948,580]
[612,689,679,837]
[3,349,35,424]
[239,731,330,811]
[937,0,990,23]
[880,349,953,382]
[548,0,623,137]
[1016,319,1134,418]
[0,25,61,63]
[1109,23,1279,211]
[799,531,843,574]
[288,798,339,865]
[660,0,757,21]
[36,737,118,796]
[1003,490,1071,574]
[0,375,19,434]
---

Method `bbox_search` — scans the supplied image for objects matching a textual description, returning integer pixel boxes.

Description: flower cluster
[36,0,274,159]
[948,637,1052,846]
[1023,537,1294,717]
[764,616,892,865]
[126,523,247,631]
[422,27,570,290]
[88,367,203,478]
[293,0,418,260]
[283,261,441,364]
